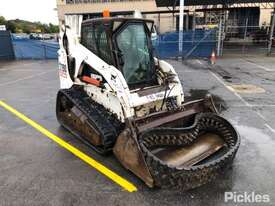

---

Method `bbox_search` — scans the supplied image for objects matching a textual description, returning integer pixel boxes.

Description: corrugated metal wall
[0,31,15,60]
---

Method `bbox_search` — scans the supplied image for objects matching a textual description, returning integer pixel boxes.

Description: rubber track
[57,88,123,154]
[139,113,240,190]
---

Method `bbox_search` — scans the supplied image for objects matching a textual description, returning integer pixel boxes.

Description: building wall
[56,1,274,33]
[56,0,178,33]
[57,0,157,21]
[260,9,273,26]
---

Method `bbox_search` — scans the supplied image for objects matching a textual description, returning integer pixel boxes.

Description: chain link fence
[222,25,274,56]
[153,29,216,59]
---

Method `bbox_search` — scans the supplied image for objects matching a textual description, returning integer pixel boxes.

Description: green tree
[36,22,46,33]
[49,23,59,33]
[6,21,16,33]
[22,24,32,34]
[0,18,59,33]
[0,16,6,25]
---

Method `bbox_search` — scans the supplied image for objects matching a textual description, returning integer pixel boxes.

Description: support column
[179,0,184,55]
[186,11,189,30]
[172,11,175,31]
[192,10,196,31]
[158,13,160,32]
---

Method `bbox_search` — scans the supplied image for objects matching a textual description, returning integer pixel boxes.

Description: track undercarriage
[56,87,240,189]
[56,87,123,154]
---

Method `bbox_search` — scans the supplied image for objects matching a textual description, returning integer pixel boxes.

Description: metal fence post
[244,17,248,39]
[217,14,223,56]
[43,44,47,59]
[268,11,275,55]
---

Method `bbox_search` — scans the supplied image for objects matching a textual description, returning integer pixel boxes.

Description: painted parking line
[207,70,275,135]
[0,71,55,87]
[209,71,250,107]
[265,124,275,134]
[0,100,137,192]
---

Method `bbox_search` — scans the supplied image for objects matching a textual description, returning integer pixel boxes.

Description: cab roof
[82,17,154,26]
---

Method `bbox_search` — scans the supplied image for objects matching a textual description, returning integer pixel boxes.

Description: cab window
[116,23,153,85]
[81,23,113,65]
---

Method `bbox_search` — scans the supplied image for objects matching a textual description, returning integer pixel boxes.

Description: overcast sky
[0,0,58,24]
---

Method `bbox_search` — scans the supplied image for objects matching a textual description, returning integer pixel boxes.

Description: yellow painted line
[0,100,137,192]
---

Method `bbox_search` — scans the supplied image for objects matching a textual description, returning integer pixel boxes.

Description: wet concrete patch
[228,84,266,94]
[185,89,228,112]
[183,59,242,84]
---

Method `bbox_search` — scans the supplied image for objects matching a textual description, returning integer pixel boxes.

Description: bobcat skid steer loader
[56,15,240,189]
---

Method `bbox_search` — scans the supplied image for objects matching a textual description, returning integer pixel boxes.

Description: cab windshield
[116,23,153,85]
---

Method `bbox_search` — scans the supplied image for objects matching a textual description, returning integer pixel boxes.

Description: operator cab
[81,18,157,89]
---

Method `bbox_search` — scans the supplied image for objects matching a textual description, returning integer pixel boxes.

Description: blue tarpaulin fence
[153,29,217,59]
[11,29,216,60]
[12,36,59,59]
[0,31,15,60]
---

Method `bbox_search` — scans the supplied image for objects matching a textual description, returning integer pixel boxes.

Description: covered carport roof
[155,0,275,7]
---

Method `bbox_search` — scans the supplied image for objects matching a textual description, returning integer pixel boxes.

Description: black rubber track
[139,113,240,190]
[56,87,124,155]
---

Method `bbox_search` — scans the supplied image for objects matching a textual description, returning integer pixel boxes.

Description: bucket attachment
[114,96,240,189]
[153,133,225,169]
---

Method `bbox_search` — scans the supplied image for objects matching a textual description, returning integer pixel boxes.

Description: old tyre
[139,113,240,190]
